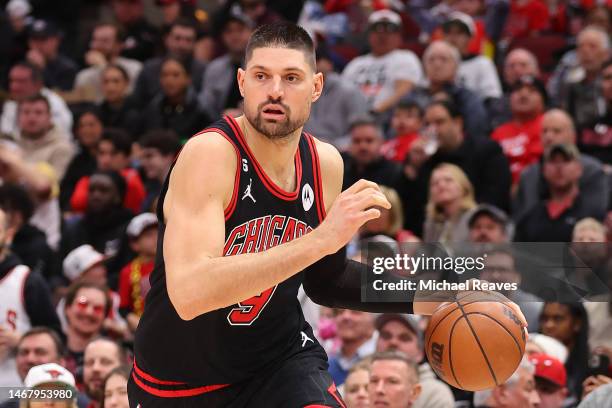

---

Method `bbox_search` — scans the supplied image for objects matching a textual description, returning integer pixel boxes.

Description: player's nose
[268,75,284,99]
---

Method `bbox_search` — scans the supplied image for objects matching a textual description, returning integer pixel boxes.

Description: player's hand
[317,179,390,254]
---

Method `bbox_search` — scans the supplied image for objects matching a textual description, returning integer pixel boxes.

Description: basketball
[424,291,527,391]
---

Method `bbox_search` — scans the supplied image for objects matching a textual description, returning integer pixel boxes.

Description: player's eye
[286,75,299,82]
[255,73,266,80]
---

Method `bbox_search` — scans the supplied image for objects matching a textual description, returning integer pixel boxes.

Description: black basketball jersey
[133,116,328,396]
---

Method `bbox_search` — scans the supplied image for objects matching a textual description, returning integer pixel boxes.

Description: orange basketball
[424,292,526,391]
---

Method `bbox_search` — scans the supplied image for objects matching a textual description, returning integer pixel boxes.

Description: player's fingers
[358,208,382,223]
[345,179,381,195]
[353,190,391,210]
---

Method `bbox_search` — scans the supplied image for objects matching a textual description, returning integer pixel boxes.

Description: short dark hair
[167,17,197,37]
[100,128,132,157]
[18,327,66,358]
[160,55,191,77]
[426,100,462,119]
[0,183,35,221]
[139,129,181,156]
[19,93,50,112]
[12,61,43,84]
[65,281,112,317]
[93,22,124,42]
[89,169,127,203]
[245,22,315,71]
[103,64,130,82]
[395,100,424,117]
[86,337,128,366]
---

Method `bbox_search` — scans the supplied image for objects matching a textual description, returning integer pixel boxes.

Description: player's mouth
[261,105,286,120]
[373,400,390,407]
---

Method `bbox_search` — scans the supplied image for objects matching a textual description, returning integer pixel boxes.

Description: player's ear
[312,72,324,103]
[237,68,246,98]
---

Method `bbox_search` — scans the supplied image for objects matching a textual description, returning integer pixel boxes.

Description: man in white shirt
[342,9,423,115]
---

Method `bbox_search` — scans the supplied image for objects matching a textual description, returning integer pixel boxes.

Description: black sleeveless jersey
[133,116,327,394]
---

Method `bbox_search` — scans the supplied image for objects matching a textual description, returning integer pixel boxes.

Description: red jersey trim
[225,116,302,201]
[133,360,185,385]
[202,127,242,221]
[131,372,230,398]
[305,133,326,223]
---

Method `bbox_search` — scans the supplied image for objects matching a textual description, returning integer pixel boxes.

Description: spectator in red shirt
[492,75,546,185]
[70,129,145,214]
[381,101,422,164]
[118,213,158,334]
[503,0,549,39]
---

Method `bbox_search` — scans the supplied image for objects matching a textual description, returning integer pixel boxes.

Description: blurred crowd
[0,0,612,407]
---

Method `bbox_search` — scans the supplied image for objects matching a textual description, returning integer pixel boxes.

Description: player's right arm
[163,132,389,320]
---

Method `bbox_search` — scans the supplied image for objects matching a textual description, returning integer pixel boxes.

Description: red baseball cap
[529,353,567,388]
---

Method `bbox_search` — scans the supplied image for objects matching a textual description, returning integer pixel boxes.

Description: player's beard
[247,98,308,140]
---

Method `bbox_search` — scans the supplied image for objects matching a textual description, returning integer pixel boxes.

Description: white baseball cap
[127,213,158,239]
[368,9,402,28]
[443,11,476,37]
[24,363,76,389]
[6,0,31,18]
[63,244,105,281]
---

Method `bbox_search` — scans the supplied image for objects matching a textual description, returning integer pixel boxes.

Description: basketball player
[129,22,527,407]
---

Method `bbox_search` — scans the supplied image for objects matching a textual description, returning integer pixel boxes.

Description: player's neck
[237,116,302,189]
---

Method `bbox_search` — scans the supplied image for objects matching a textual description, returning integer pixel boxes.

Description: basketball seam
[425,304,460,352]
[456,302,500,386]
[462,312,524,357]
[447,315,465,390]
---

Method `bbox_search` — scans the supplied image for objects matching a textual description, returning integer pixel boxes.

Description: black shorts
[127,352,346,408]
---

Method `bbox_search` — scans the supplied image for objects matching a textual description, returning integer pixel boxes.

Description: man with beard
[82,337,125,408]
[129,22,527,407]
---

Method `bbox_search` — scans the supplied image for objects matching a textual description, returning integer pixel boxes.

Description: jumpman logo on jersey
[300,331,314,347]
[242,178,256,203]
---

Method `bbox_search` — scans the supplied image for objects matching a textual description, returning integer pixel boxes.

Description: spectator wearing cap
[118,213,158,333]
[70,129,145,215]
[111,0,159,62]
[73,23,142,103]
[515,109,609,223]
[1,61,73,139]
[21,363,78,408]
[342,10,423,116]
[1,0,31,79]
[26,19,78,91]
[491,75,546,185]
[132,18,206,109]
[442,12,502,104]
[515,144,605,242]
[138,129,182,213]
[0,206,61,387]
[468,204,510,243]
[406,40,489,139]
[198,11,253,120]
[529,354,569,408]
[380,101,423,164]
[341,114,402,190]
[375,314,455,408]
[526,334,568,365]
[303,45,369,149]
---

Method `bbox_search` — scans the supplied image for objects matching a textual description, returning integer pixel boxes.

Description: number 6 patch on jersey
[227,285,277,325]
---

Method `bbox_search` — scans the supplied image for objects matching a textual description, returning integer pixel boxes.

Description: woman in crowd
[343,360,370,408]
[360,185,419,243]
[423,163,476,243]
[98,64,140,138]
[101,366,131,408]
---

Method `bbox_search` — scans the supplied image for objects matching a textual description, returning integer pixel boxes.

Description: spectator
[407,40,489,138]
[141,56,210,141]
[304,46,369,149]
[515,109,609,222]
[578,383,612,407]
[380,101,422,164]
[342,10,423,115]
[442,12,502,103]
[101,366,130,408]
[569,218,610,297]
[15,328,66,385]
[526,334,569,365]
[481,248,543,330]
[515,144,606,242]
[111,0,159,62]
[198,11,254,120]
[491,75,546,185]
[234,0,284,27]
[26,19,78,91]
[97,65,140,138]
[118,213,158,333]
[528,353,569,408]
[21,363,78,408]
[82,338,125,408]
[468,204,510,243]
[0,207,61,387]
[342,361,370,408]
[560,26,611,129]
[341,114,402,190]
[579,57,612,164]
[360,185,417,243]
[74,23,142,103]
[423,163,476,243]
[473,356,540,408]
[539,302,590,401]
[62,282,111,381]
[132,18,206,108]
[60,170,133,260]
[60,109,104,212]
[0,184,56,284]
[1,61,73,138]
[70,129,145,215]
[368,351,422,408]
[502,0,549,39]
[138,129,181,212]
[375,314,454,408]
[17,93,75,180]
[398,101,511,236]
[327,309,376,386]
